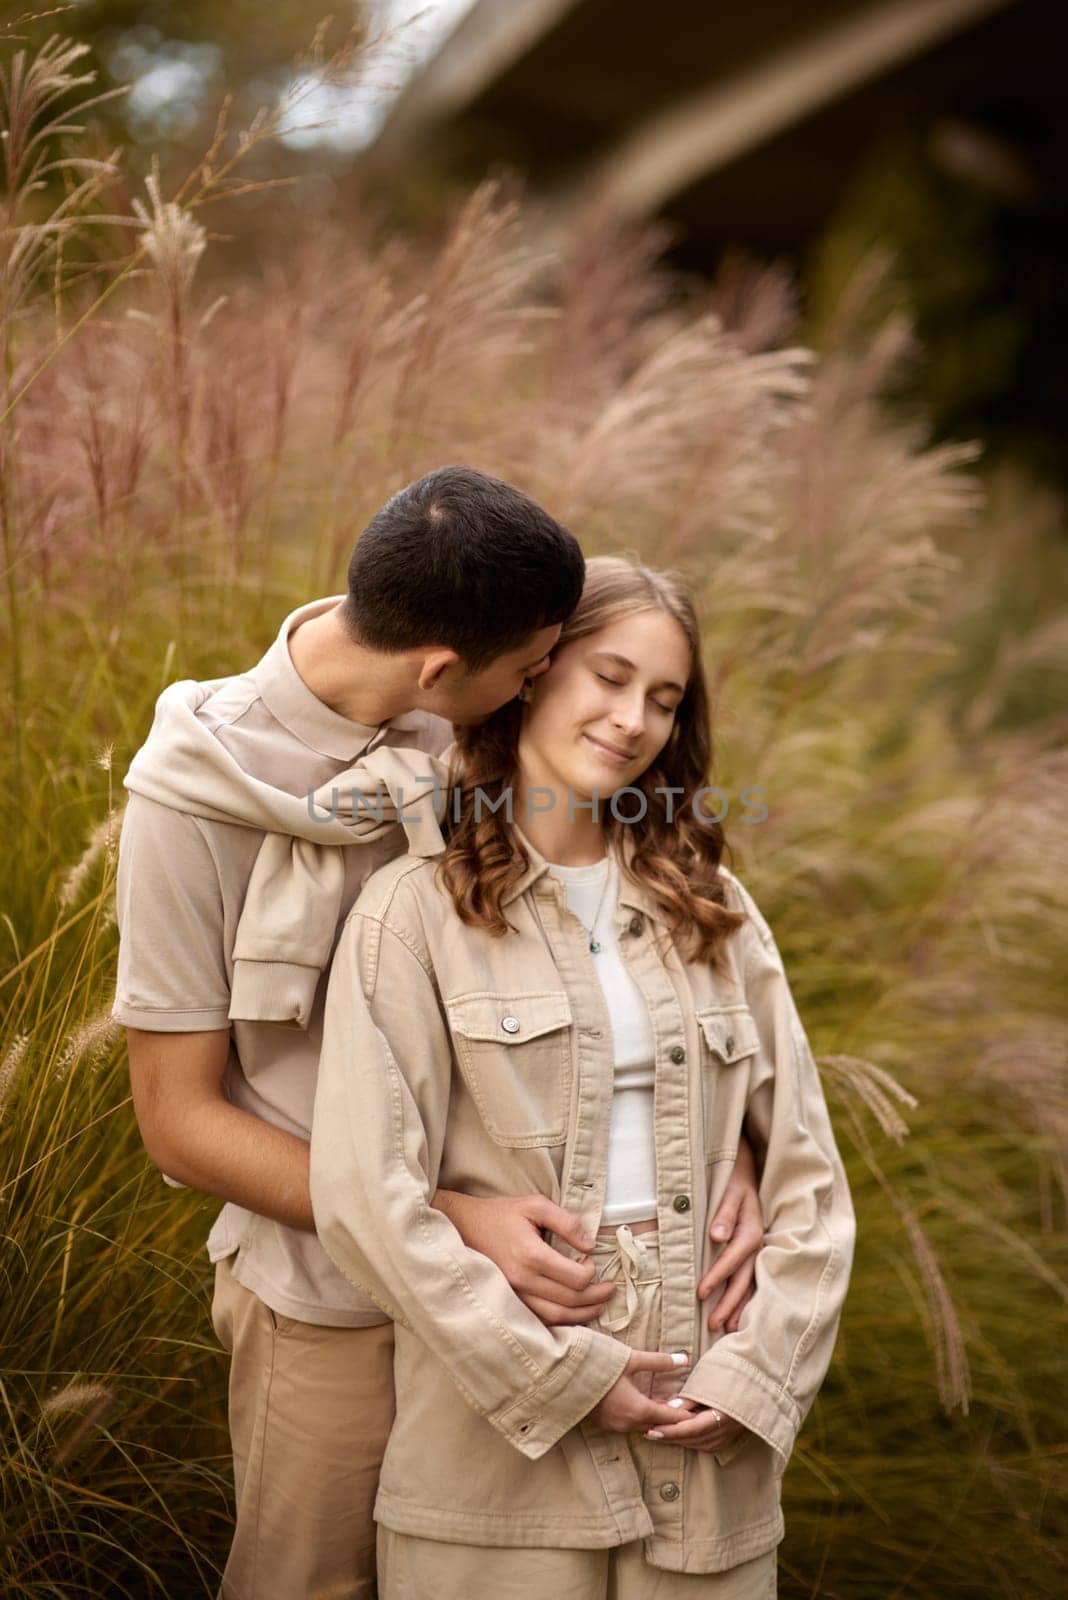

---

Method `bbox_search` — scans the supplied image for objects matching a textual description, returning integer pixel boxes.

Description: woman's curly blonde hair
[436,555,746,968]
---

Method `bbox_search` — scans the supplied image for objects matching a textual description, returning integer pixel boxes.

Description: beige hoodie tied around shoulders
[122,676,453,1027]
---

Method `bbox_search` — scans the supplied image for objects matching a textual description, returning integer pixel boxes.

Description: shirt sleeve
[309,905,632,1461]
[111,793,232,1031]
[680,879,857,1470]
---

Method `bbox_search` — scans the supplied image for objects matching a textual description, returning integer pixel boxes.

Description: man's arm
[125,1027,316,1230]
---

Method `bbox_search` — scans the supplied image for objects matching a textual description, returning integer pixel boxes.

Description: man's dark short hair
[340,465,585,671]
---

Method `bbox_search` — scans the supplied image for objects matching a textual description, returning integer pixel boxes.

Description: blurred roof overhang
[363,0,1067,261]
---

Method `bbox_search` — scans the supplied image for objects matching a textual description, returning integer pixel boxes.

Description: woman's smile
[581,731,640,767]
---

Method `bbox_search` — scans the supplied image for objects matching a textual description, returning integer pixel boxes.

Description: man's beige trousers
[211,1254,395,1600]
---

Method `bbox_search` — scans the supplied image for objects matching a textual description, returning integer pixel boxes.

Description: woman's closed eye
[595,672,675,716]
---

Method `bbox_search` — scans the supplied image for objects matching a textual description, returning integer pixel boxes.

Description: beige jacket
[309,833,856,1574]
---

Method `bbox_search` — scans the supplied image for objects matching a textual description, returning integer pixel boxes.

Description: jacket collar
[502,824,665,923]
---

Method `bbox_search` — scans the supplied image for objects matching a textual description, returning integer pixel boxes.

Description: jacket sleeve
[309,904,632,1462]
[680,880,856,1470]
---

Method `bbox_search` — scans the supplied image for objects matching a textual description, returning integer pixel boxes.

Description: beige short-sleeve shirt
[112,594,453,1326]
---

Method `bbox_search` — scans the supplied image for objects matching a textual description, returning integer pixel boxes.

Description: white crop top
[546,853,658,1226]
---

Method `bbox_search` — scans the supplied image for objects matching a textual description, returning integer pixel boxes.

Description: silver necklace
[576,858,615,954]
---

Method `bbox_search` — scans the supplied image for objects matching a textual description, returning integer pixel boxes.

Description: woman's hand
[432,1189,617,1325]
[589,1349,693,1435]
[698,1135,765,1333]
[645,1399,748,1454]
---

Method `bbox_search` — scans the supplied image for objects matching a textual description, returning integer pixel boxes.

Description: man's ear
[417,648,462,692]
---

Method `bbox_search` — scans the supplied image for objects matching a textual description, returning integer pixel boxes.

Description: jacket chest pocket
[694,1004,760,1161]
[446,991,573,1148]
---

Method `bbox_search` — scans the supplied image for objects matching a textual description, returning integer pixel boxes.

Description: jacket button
[724,1035,736,1055]
[670,1045,686,1064]
[501,1016,521,1034]
[628,915,643,936]
[672,1194,692,1213]
[659,1481,681,1501]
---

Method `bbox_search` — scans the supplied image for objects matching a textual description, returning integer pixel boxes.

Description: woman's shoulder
[349,851,448,941]
[714,863,778,955]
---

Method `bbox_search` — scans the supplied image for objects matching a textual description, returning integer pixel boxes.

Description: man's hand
[590,1349,692,1435]
[432,1191,617,1324]
[699,1135,765,1333]
[645,1398,748,1454]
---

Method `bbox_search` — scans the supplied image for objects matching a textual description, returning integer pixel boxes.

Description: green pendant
[589,938,602,953]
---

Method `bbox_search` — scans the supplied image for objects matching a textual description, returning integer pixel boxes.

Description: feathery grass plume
[38,1379,114,1419]
[53,1008,121,1076]
[0,1030,30,1114]
[552,309,812,541]
[40,1381,119,1466]
[132,162,207,500]
[896,1198,974,1414]
[709,247,801,356]
[1,33,125,823]
[818,1053,919,1146]
[549,207,678,402]
[132,163,208,301]
[0,35,125,336]
[387,178,555,471]
[56,808,119,909]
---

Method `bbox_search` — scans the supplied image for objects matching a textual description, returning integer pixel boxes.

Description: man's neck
[287,605,415,728]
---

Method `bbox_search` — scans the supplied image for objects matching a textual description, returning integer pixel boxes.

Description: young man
[112,465,765,1600]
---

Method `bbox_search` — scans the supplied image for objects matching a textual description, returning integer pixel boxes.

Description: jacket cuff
[229,959,318,1027]
[490,1329,632,1460]
[679,1346,800,1471]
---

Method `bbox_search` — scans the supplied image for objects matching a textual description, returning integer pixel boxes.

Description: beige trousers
[211,1253,396,1600]
[376,1229,778,1599]
[378,1530,777,1600]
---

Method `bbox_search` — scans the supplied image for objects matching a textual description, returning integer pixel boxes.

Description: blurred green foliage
[809,133,1068,493]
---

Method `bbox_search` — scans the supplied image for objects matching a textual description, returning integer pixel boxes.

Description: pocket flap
[446,990,573,1045]
[696,1005,760,1064]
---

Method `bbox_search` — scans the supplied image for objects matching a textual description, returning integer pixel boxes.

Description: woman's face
[517,608,692,801]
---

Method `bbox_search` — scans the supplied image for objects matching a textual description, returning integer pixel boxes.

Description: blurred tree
[808,131,1068,494]
[5,2,368,154]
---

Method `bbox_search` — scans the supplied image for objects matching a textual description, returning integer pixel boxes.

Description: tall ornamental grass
[1,33,1065,1599]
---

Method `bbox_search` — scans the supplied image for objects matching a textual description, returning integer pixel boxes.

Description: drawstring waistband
[593,1225,657,1334]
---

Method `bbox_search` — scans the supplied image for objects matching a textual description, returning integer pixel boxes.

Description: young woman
[310,556,856,1598]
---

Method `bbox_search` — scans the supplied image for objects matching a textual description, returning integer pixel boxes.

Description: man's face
[434,623,561,725]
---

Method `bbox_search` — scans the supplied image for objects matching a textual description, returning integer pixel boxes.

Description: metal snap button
[501,1016,521,1034]
[672,1194,692,1213]
[724,1034,736,1055]
[670,1045,686,1064]
[659,1481,681,1501]
[628,915,643,936]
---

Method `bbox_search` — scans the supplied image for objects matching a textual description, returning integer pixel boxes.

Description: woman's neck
[512,789,607,866]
